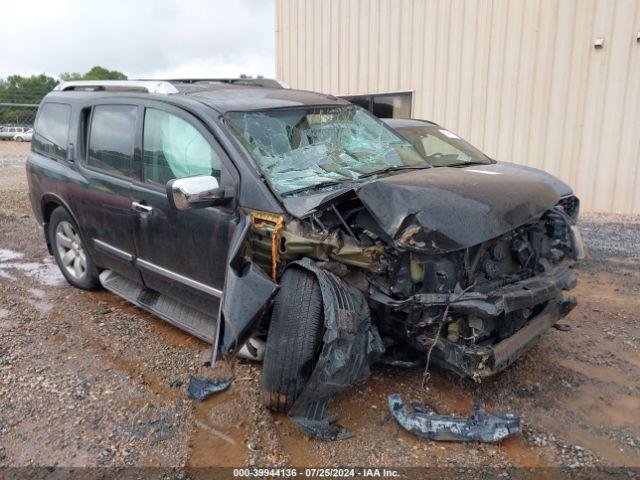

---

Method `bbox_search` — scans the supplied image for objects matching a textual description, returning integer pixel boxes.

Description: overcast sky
[0,0,275,80]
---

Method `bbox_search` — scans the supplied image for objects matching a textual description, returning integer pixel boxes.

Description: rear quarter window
[33,103,71,160]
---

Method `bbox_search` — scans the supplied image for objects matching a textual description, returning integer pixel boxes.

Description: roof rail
[53,80,179,94]
[163,78,290,89]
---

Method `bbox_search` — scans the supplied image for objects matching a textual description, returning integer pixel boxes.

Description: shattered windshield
[225,105,427,195]
[392,125,492,167]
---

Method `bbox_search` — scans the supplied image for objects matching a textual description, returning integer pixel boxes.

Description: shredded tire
[261,267,324,412]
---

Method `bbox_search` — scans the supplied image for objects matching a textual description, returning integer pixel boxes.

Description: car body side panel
[129,99,240,317]
[27,151,87,242]
[217,215,279,356]
[72,163,140,281]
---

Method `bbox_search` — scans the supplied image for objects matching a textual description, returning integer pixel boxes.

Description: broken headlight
[558,195,580,221]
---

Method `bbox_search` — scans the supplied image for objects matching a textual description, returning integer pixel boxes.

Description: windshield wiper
[440,161,489,168]
[283,179,356,196]
[358,164,431,179]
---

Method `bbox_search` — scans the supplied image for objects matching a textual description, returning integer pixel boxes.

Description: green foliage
[57,72,83,81]
[0,74,58,104]
[0,67,128,125]
[59,66,127,82]
[0,74,57,125]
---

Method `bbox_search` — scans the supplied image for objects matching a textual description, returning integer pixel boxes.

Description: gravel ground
[0,142,30,167]
[0,161,639,477]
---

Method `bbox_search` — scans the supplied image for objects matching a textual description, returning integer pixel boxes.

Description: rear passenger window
[34,103,71,160]
[142,108,221,187]
[88,105,137,176]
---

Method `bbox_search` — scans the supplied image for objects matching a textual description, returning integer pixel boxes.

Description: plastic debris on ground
[388,393,521,443]
[187,376,233,401]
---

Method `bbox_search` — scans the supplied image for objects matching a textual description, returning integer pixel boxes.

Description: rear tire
[261,268,324,412]
[49,207,100,290]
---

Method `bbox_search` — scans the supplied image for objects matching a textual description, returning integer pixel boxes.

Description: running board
[99,270,216,343]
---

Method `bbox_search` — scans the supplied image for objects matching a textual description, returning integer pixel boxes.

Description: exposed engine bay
[245,190,583,380]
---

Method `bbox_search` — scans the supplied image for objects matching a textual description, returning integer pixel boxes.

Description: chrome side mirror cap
[166,175,231,210]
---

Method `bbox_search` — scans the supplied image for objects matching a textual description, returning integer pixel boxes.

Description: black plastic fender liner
[287,258,385,441]
[388,394,521,442]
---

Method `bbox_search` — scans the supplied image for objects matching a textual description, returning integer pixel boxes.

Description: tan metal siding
[275,0,640,214]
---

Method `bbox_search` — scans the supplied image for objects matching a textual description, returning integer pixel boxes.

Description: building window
[340,92,412,119]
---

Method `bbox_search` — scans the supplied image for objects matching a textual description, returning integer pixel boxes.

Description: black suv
[27,80,583,434]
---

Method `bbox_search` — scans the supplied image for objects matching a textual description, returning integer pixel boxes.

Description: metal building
[275,0,640,214]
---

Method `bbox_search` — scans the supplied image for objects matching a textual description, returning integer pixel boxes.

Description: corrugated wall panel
[275,0,640,214]
[617,0,640,213]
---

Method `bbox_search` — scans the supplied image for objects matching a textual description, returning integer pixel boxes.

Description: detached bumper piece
[287,259,384,441]
[388,394,521,443]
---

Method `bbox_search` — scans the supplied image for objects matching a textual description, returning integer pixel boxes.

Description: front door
[130,103,238,320]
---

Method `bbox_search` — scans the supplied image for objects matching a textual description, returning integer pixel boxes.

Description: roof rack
[163,78,290,89]
[53,80,179,94]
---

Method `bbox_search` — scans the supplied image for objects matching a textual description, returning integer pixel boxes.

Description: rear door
[130,102,239,319]
[74,102,140,282]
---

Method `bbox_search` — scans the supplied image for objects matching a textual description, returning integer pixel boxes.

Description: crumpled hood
[460,161,573,197]
[355,167,560,253]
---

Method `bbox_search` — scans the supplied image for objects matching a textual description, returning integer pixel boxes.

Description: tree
[0,66,127,126]
[59,66,127,82]
[0,74,58,125]
[0,74,58,104]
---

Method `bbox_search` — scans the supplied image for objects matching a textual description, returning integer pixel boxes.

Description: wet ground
[1,161,639,475]
[0,142,30,168]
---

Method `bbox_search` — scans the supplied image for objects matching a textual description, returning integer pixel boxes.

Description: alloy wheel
[55,221,87,280]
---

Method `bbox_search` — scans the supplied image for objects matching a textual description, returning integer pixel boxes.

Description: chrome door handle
[132,201,153,215]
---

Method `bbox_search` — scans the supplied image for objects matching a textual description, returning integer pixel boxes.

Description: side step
[99,270,216,343]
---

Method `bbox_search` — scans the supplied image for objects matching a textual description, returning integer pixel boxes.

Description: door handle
[132,201,153,215]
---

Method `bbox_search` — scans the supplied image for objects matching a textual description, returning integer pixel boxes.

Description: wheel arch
[40,194,85,256]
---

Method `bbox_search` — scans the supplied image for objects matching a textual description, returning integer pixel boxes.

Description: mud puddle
[188,388,248,467]
[0,248,65,286]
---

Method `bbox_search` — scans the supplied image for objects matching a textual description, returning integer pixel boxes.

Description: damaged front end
[366,202,582,380]
[234,184,583,381]
[215,171,582,439]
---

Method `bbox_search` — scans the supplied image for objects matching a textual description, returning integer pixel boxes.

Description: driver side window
[142,108,221,187]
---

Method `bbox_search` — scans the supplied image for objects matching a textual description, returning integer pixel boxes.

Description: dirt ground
[1,160,639,476]
[0,142,30,167]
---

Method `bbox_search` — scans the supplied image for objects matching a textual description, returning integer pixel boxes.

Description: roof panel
[184,85,349,112]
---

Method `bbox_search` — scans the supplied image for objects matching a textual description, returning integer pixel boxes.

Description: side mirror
[166,175,231,211]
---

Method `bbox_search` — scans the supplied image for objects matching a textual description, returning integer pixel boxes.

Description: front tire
[49,207,100,290]
[261,268,324,412]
